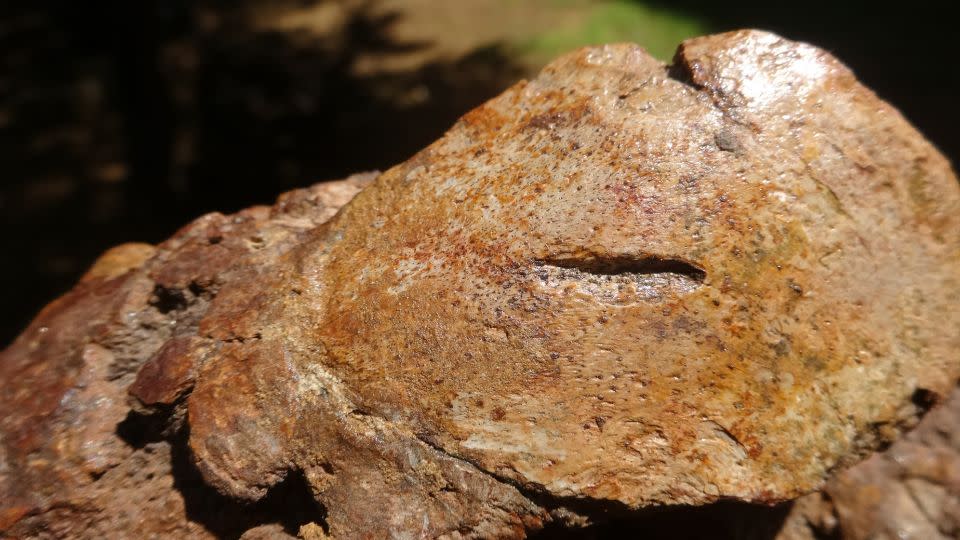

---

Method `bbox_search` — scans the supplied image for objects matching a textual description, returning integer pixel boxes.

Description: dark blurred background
[2,0,957,346]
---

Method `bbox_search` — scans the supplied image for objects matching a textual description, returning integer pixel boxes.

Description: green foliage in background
[521,0,708,62]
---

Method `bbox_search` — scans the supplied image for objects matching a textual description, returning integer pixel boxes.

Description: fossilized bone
[2,30,959,539]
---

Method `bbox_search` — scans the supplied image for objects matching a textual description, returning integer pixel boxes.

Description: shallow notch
[534,254,705,303]
[538,254,705,281]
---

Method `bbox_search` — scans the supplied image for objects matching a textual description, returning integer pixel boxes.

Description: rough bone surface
[2,30,959,539]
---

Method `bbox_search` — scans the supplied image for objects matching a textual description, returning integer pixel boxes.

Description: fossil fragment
[2,30,959,539]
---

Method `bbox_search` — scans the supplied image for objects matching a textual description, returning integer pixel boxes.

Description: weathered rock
[778,383,960,540]
[2,30,959,539]
[0,176,376,540]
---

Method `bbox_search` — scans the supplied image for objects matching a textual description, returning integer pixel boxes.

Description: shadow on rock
[0,0,525,345]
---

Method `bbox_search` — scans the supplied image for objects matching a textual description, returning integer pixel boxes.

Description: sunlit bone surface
[2,30,959,539]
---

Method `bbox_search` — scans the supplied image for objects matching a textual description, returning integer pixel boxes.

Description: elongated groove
[536,255,706,281]
[533,255,705,304]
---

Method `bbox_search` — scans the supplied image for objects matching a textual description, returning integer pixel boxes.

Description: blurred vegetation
[522,0,706,61]
[1,0,527,344]
[1,0,957,345]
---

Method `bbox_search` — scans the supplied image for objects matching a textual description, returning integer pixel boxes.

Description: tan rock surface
[2,30,959,539]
